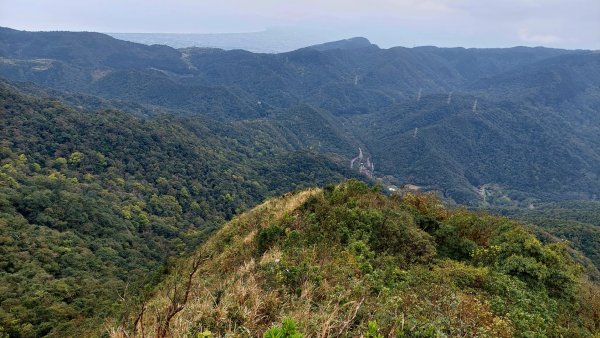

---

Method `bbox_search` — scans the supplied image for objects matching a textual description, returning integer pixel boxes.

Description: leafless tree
[156,257,203,338]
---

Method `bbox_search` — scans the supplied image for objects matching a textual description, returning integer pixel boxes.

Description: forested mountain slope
[0,82,356,337]
[352,92,600,202]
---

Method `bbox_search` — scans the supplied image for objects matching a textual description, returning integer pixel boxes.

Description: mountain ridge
[110,180,600,337]
[308,36,376,51]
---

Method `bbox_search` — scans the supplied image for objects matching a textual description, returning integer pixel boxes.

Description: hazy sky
[1,0,599,49]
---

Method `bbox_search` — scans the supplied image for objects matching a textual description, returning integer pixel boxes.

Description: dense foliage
[494,201,600,277]
[0,83,356,337]
[114,180,599,337]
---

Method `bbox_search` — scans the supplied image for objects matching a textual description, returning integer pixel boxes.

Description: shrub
[256,224,285,255]
[263,318,303,338]
[365,321,384,338]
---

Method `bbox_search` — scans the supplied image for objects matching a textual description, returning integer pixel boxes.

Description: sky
[1,0,599,49]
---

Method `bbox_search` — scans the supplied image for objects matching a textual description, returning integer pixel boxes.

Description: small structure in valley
[350,147,374,178]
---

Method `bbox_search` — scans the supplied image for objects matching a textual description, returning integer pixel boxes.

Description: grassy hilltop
[112,180,600,337]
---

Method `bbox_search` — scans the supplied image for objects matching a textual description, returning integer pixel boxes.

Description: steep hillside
[111,181,600,337]
[351,91,600,203]
[0,82,357,337]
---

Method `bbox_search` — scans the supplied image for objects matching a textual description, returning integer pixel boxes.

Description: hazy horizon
[1,0,599,50]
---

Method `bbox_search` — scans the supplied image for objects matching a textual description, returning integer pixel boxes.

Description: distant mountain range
[1,26,599,205]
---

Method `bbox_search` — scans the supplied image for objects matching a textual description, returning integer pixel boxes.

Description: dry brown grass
[109,189,322,337]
